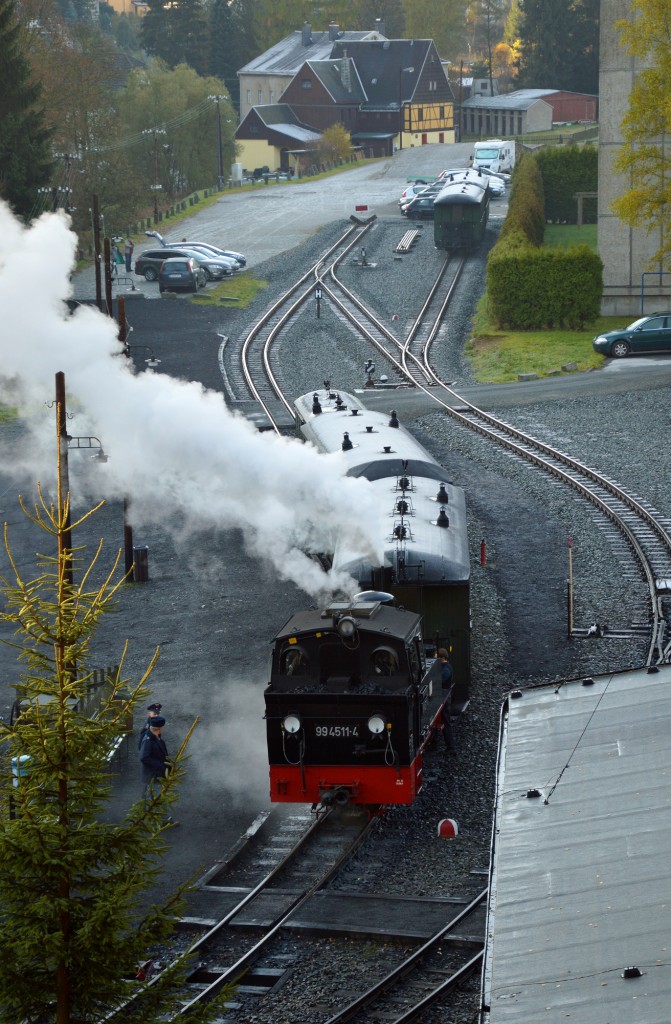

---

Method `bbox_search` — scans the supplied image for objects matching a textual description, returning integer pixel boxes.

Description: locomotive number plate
[314,725,360,738]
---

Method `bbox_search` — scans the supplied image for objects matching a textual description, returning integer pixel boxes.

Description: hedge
[535,145,598,223]
[487,240,603,329]
[485,148,602,328]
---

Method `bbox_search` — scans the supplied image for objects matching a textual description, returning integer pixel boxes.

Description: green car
[593,312,671,358]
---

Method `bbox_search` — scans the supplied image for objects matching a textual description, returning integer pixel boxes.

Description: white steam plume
[0,204,383,599]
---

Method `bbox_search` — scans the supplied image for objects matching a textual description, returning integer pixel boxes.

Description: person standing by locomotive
[138,701,163,749]
[437,648,457,754]
[139,716,177,823]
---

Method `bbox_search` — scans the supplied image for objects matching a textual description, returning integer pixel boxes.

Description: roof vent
[342,432,353,451]
[389,410,399,428]
[435,507,449,528]
[436,483,449,503]
[622,967,642,979]
[312,393,322,414]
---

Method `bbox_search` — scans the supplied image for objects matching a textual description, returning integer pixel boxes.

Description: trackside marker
[437,818,459,838]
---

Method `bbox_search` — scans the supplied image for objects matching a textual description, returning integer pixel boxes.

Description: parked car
[135,247,232,281]
[174,242,246,268]
[398,184,425,206]
[592,313,671,358]
[401,188,443,218]
[158,257,207,293]
[145,230,246,268]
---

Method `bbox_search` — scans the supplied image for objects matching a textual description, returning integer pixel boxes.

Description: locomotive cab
[265,598,444,807]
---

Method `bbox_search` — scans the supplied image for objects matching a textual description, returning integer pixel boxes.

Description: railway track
[229,229,671,666]
[323,887,487,1024]
[107,806,376,1020]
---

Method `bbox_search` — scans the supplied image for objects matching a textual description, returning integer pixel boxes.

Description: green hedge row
[535,145,598,223]
[499,152,545,247]
[486,150,603,328]
[487,239,603,329]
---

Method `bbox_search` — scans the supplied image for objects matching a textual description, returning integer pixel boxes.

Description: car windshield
[627,317,649,330]
[475,148,500,159]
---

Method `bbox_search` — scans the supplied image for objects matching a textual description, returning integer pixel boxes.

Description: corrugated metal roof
[484,665,671,1024]
[239,29,381,77]
[462,90,554,111]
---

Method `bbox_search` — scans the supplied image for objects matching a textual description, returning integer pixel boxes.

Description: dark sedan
[592,313,671,357]
[158,257,207,293]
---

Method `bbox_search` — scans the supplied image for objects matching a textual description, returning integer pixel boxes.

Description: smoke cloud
[0,204,382,599]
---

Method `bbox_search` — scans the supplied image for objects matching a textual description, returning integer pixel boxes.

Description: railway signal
[315,287,322,318]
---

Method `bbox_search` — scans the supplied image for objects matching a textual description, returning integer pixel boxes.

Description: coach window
[280,645,309,676]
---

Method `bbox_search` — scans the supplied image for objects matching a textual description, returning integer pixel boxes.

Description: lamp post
[398,66,415,151]
[209,95,225,189]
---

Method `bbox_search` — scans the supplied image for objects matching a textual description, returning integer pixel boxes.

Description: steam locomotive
[264,389,471,807]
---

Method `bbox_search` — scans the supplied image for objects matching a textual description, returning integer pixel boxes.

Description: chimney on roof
[340,57,352,92]
[374,18,385,36]
[302,22,311,46]
[328,22,340,41]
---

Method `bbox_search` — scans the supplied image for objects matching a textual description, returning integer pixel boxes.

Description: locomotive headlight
[337,615,357,639]
[368,714,386,735]
[282,713,302,734]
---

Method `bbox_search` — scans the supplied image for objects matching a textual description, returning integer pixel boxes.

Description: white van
[472,139,515,175]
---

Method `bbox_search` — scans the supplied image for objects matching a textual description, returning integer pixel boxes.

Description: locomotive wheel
[611,339,630,358]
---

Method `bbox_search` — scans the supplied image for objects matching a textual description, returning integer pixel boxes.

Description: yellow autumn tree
[612,0,671,269]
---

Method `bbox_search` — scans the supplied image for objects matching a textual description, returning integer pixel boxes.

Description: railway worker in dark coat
[139,716,177,823]
[437,649,457,754]
[138,701,163,749]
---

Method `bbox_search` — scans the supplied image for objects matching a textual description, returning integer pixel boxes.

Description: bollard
[133,545,149,582]
[480,539,486,566]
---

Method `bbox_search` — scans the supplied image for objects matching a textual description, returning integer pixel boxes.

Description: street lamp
[209,95,226,189]
[398,66,415,151]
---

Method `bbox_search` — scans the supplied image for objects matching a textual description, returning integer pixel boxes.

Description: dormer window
[302,79,312,89]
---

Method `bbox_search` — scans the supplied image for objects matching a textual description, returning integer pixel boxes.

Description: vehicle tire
[611,339,630,358]
[190,282,198,293]
[202,268,212,281]
[144,267,158,282]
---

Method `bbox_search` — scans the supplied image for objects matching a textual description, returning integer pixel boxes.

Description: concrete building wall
[598,0,670,315]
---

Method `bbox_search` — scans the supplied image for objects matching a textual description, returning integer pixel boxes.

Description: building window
[417,108,423,122]
[246,89,251,104]
[250,125,258,134]
[440,105,444,119]
[269,88,273,103]
[517,113,522,133]
[302,79,312,89]
[258,88,263,102]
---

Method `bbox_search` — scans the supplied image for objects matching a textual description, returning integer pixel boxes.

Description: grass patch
[544,223,597,250]
[189,272,268,308]
[0,406,18,422]
[467,294,629,382]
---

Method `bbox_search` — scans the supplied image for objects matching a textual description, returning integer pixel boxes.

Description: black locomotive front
[265,597,444,806]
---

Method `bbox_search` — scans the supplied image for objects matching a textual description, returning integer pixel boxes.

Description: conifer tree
[0,0,54,220]
[0,415,227,1022]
